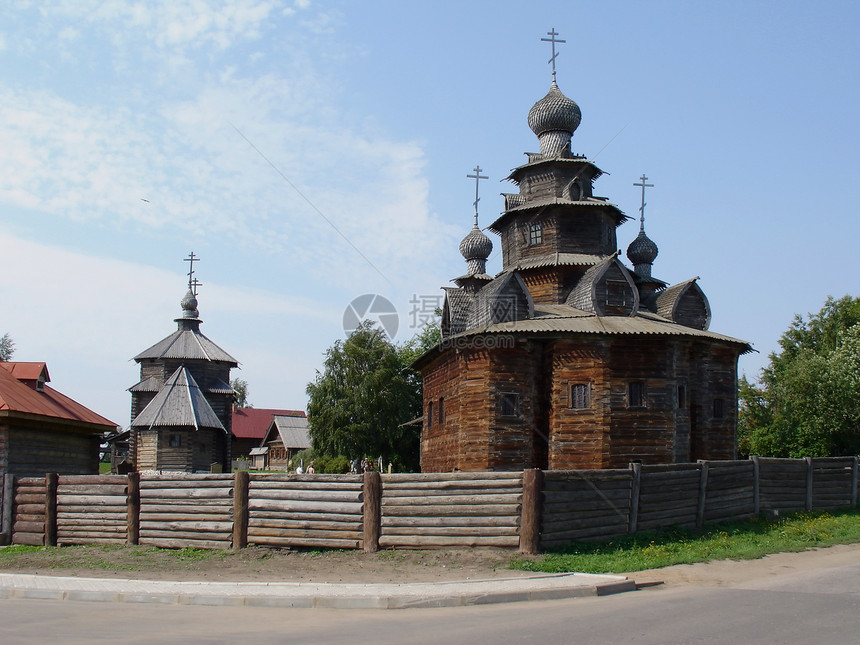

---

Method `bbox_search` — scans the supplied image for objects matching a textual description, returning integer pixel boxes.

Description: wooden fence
[2,456,858,552]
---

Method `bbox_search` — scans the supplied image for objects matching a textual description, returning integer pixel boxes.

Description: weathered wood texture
[56,475,128,545]
[380,472,522,549]
[541,469,632,547]
[757,458,809,512]
[247,473,364,550]
[138,474,234,548]
[12,477,46,546]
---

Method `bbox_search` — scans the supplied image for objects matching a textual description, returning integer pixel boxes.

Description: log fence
[2,456,858,552]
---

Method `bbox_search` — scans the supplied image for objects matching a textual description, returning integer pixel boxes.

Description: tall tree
[231,377,252,408]
[306,321,426,470]
[0,333,15,361]
[739,295,860,457]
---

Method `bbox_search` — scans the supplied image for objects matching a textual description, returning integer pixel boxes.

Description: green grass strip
[509,508,860,574]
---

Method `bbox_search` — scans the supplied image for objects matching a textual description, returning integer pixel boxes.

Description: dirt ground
[1,542,858,586]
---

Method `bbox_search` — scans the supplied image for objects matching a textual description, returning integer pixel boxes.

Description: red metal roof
[1,362,50,383]
[0,363,117,429]
[231,407,305,440]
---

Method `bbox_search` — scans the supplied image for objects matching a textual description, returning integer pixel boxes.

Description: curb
[0,572,637,609]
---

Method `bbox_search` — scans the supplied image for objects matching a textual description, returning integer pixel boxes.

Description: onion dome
[180,289,199,319]
[527,81,581,156]
[627,230,659,278]
[459,225,493,276]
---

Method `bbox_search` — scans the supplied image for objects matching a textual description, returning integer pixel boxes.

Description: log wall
[4,457,858,553]
[246,474,365,550]
[138,473,234,549]
[57,475,128,545]
[379,472,522,548]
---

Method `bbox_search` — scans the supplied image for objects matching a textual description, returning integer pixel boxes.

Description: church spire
[627,175,659,277]
[528,29,581,157]
[459,165,493,277]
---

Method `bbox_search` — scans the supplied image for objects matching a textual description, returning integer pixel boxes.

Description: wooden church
[415,33,751,472]
[128,256,238,472]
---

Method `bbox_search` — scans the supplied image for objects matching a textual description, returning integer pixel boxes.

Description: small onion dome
[459,225,493,261]
[528,81,582,139]
[180,289,200,319]
[627,230,659,277]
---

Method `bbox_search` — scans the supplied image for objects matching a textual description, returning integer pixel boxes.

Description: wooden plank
[378,535,518,548]
[383,472,522,483]
[382,526,518,537]
[247,527,363,540]
[141,538,231,550]
[45,473,58,547]
[380,516,519,528]
[57,495,129,506]
[628,462,641,534]
[382,479,523,491]
[139,521,233,532]
[127,472,140,546]
[139,530,232,541]
[140,489,232,499]
[12,532,44,546]
[382,494,520,506]
[248,536,361,549]
[519,468,542,555]
[248,500,363,515]
[13,521,45,534]
[57,485,128,496]
[2,473,14,542]
[57,475,128,485]
[58,537,126,545]
[141,474,234,482]
[251,489,363,503]
[57,515,127,523]
[233,470,249,550]
[139,498,232,508]
[251,474,363,484]
[381,504,520,517]
[249,518,363,531]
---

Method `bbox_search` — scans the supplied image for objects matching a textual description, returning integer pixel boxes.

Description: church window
[713,398,725,419]
[628,381,646,408]
[529,223,543,246]
[439,397,445,425]
[606,281,627,308]
[168,433,181,448]
[427,401,433,427]
[570,383,590,409]
[500,392,519,417]
[677,385,687,409]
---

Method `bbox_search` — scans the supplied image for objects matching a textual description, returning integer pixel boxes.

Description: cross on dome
[466,165,488,227]
[541,28,566,83]
[184,252,203,296]
[633,174,654,233]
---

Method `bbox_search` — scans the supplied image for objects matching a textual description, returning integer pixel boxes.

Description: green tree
[231,378,251,408]
[0,333,15,361]
[306,321,426,471]
[739,296,860,457]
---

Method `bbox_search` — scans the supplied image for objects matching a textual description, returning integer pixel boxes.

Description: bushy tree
[306,321,430,471]
[739,296,860,457]
[0,333,15,361]
[231,377,251,408]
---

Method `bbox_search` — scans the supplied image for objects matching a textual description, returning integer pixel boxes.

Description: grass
[509,508,860,574]
[0,543,227,572]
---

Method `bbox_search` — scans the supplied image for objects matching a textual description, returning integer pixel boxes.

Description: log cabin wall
[4,419,99,476]
[420,350,466,472]
[547,340,611,469]
[689,342,739,461]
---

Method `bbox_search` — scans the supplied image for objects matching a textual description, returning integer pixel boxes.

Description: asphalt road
[2,562,859,644]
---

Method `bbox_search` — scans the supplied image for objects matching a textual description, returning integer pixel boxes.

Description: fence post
[363,471,381,553]
[45,473,58,547]
[805,456,813,511]
[751,456,760,515]
[851,457,858,509]
[628,462,641,534]
[127,472,140,546]
[232,470,250,550]
[1,473,14,546]
[696,460,709,529]
[519,468,544,554]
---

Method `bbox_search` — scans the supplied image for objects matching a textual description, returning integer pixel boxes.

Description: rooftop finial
[466,165,488,227]
[183,252,202,296]
[633,174,654,233]
[541,28,566,83]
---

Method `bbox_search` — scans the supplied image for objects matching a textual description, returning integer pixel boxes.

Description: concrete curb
[0,572,636,609]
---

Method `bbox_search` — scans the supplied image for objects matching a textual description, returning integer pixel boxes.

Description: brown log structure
[55,475,129,545]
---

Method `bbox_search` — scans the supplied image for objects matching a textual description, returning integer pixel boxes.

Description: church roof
[131,366,224,431]
[503,252,603,271]
[135,330,238,365]
[488,197,627,233]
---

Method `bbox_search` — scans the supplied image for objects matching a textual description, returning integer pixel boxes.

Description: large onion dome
[459,225,493,275]
[527,81,581,156]
[627,230,659,278]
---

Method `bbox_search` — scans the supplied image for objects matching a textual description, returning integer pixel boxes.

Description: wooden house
[415,68,751,472]
[258,413,311,470]
[129,277,238,472]
[0,362,117,477]
[231,407,307,459]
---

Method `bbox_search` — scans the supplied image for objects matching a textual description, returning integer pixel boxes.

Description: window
[713,398,725,419]
[677,385,687,409]
[439,397,445,425]
[529,222,543,246]
[606,281,627,308]
[570,383,590,409]
[500,392,519,417]
[427,401,433,427]
[628,381,646,408]
[168,433,181,448]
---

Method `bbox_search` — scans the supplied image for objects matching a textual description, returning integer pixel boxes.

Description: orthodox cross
[184,252,202,296]
[633,174,654,232]
[541,28,565,83]
[466,165,488,227]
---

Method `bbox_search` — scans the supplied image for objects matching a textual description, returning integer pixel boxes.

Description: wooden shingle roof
[131,366,224,431]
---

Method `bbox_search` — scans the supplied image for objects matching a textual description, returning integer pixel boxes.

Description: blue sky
[1,1,858,427]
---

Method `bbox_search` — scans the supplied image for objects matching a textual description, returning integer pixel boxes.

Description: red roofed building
[0,361,118,478]
[231,407,306,459]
